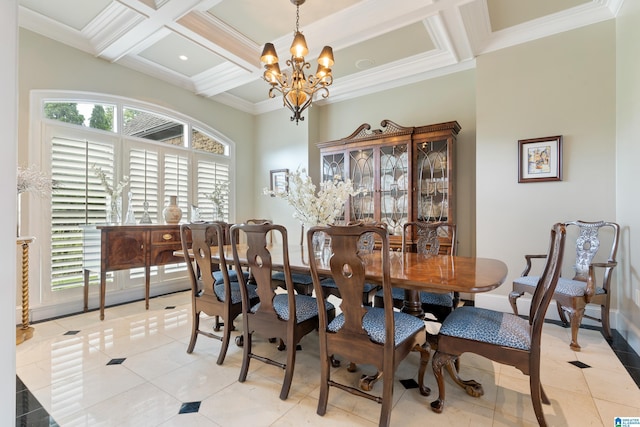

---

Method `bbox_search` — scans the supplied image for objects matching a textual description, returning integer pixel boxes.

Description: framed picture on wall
[518,135,563,183]
[270,169,289,196]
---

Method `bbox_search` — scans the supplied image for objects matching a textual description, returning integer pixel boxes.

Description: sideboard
[83,224,188,320]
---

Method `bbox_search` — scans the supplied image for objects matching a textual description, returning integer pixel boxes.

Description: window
[40,95,234,293]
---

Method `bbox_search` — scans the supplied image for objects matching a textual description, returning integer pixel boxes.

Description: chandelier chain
[295,4,300,34]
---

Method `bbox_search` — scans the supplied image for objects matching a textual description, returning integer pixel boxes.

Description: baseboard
[474,293,619,329]
[617,311,640,356]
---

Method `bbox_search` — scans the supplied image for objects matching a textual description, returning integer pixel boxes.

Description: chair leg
[601,303,612,341]
[187,311,200,354]
[214,315,222,332]
[280,338,297,400]
[530,365,548,427]
[508,291,523,315]
[430,351,455,413]
[379,364,394,427]
[216,319,232,365]
[556,301,569,326]
[565,306,585,351]
[238,331,252,382]
[317,352,330,416]
[414,343,431,396]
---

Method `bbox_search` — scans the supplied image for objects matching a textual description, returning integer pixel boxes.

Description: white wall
[475,22,617,319]
[616,0,640,353]
[1,1,18,422]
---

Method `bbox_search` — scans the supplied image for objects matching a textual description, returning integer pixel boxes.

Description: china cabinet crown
[318,119,461,248]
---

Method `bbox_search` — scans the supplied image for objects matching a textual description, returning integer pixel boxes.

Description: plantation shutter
[50,137,114,290]
[197,159,230,221]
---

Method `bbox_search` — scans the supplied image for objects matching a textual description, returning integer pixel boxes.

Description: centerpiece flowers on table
[264,167,362,253]
[93,165,129,224]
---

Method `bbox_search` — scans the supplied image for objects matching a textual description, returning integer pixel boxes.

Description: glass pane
[380,144,409,235]
[322,153,344,181]
[192,128,227,155]
[44,101,115,132]
[349,148,374,222]
[123,107,185,146]
[416,139,448,222]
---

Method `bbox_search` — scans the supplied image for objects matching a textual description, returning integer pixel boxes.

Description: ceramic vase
[163,195,182,224]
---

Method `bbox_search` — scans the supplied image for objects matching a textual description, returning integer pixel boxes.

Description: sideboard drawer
[151,228,181,244]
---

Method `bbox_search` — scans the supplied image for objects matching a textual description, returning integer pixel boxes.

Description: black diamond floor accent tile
[179,401,201,414]
[400,378,419,389]
[165,306,176,309]
[107,358,126,365]
[568,360,591,369]
[64,330,80,335]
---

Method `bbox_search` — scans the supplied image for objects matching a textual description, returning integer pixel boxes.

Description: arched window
[30,91,235,295]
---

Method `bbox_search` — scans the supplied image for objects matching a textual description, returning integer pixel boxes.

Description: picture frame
[269,169,289,195]
[518,135,563,183]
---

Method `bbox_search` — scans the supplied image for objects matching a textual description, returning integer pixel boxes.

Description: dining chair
[374,221,458,322]
[509,220,619,351]
[319,221,384,306]
[430,222,566,427]
[205,221,250,286]
[307,223,430,427]
[180,222,258,365]
[230,222,336,400]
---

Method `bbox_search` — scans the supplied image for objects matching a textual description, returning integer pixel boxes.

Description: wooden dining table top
[176,244,508,295]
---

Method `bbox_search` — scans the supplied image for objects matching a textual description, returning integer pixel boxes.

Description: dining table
[180,243,509,318]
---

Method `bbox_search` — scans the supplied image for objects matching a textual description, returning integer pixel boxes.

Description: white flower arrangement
[92,165,129,197]
[205,181,229,215]
[264,167,362,228]
[17,165,57,196]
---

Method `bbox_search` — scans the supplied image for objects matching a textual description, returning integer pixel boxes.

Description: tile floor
[16,291,640,426]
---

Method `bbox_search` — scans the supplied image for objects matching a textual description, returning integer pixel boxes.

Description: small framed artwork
[270,169,289,195]
[518,135,563,183]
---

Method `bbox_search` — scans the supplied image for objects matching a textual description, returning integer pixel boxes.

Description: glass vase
[106,194,122,224]
[312,231,326,259]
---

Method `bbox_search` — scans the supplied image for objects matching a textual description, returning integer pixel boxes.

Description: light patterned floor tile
[15,291,640,426]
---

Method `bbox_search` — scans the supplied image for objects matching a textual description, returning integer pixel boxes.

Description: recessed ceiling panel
[20,0,112,31]
[332,21,435,79]
[487,0,591,31]
[207,0,361,45]
[227,79,272,104]
[138,33,225,77]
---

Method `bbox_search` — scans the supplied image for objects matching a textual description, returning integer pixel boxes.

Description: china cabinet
[318,120,460,248]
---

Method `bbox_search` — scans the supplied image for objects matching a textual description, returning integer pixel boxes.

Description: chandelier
[260,0,334,124]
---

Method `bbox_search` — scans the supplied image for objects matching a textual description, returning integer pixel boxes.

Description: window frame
[28,90,237,308]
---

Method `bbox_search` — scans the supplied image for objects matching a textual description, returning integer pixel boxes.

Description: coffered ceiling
[18,0,623,115]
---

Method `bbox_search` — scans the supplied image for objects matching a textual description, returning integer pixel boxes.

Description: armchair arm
[584,261,618,302]
[521,254,548,277]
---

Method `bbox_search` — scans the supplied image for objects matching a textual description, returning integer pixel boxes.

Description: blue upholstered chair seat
[213,269,249,285]
[214,282,257,304]
[376,287,454,307]
[327,306,425,345]
[250,294,335,323]
[272,271,313,285]
[439,306,531,350]
[321,278,378,293]
[513,275,606,297]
